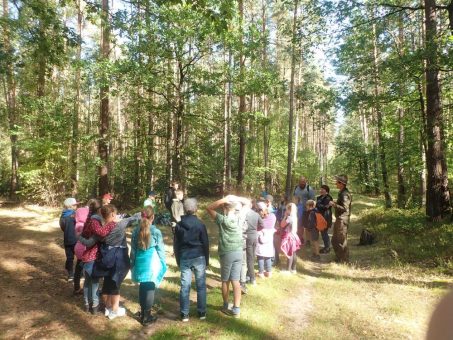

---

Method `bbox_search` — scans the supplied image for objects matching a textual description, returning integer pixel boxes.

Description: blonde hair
[286,203,298,234]
[138,206,154,250]
[306,199,315,209]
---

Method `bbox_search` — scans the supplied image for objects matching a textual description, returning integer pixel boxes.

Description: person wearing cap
[60,197,79,282]
[206,194,250,319]
[102,193,113,206]
[144,191,157,209]
[329,175,352,263]
[243,202,263,285]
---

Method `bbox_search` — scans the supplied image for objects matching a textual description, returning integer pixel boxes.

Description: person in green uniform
[206,195,250,318]
[329,175,352,263]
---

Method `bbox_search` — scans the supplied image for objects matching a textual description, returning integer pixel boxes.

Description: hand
[328,201,336,207]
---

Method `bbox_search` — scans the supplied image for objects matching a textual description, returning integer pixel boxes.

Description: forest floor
[0,195,451,340]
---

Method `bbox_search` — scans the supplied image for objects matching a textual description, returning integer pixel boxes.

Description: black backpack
[358,229,375,246]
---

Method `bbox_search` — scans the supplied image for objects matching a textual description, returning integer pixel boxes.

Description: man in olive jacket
[329,175,352,263]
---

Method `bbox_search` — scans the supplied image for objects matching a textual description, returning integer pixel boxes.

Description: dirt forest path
[1,197,451,339]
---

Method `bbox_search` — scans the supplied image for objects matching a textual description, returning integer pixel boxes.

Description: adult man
[294,176,315,244]
[174,198,209,322]
[241,203,263,288]
[329,175,352,263]
[206,195,250,318]
[164,181,179,212]
[293,176,315,206]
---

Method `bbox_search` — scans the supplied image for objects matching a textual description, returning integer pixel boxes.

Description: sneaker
[198,312,206,320]
[105,308,111,317]
[249,280,256,286]
[181,313,189,322]
[142,314,157,326]
[84,304,90,313]
[225,307,240,318]
[117,307,126,317]
[264,271,272,278]
[67,276,74,283]
[290,270,297,274]
[240,284,248,295]
[221,303,231,315]
[281,270,291,275]
[256,272,264,278]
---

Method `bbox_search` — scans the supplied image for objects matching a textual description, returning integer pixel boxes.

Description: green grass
[108,195,452,339]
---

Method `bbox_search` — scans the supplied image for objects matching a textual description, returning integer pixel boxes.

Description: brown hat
[334,175,348,185]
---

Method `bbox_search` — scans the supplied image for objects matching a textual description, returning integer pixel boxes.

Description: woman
[316,185,333,254]
[130,206,167,326]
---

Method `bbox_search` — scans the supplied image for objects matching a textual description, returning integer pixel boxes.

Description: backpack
[315,212,328,231]
[359,229,375,246]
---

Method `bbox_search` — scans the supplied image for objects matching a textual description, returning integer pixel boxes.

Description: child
[306,200,321,261]
[79,199,102,313]
[73,203,90,294]
[131,206,167,325]
[280,203,301,273]
[144,190,157,209]
[256,202,276,278]
[79,204,141,319]
[60,197,79,282]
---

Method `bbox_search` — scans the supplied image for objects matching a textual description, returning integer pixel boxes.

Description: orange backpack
[315,212,328,231]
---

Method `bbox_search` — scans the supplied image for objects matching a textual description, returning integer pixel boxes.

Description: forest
[1,0,453,221]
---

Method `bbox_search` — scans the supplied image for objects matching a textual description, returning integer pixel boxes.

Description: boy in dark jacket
[60,197,79,281]
[173,198,209,322]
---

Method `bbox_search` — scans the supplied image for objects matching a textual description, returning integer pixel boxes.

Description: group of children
[59,193,166,325]
[59,182,334,324]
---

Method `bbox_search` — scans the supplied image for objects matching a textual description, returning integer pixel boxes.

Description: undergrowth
[360,207,453,273]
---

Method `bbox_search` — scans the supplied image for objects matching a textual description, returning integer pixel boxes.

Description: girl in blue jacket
[130,206,167,326]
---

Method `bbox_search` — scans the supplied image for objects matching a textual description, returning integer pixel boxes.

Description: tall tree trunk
[70,0,82,196]
[261,0,271,191]
[424,0,450,220]
[372,21,392,208]
[2,0,19,200]
[223,48,233,193]
[285,0,298,198]
[237,0,246,191]
[396,15,406,208]
[98,0,110,196]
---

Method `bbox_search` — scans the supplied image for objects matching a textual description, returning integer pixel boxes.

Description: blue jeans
[83,262,99,306]
[257,256,272,274]
[180,256,207,315]
[321,229,330,248]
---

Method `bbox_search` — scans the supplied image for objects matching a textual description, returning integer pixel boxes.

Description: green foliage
[361,207,453,271]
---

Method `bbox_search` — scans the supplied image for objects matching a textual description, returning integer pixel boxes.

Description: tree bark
[372,21,392,208]
[424,0,450,220]
[2,0,19,200]
[70,0,82,196]
[237,0,246,191]
[98,0,110,196]
[285,0,298,198]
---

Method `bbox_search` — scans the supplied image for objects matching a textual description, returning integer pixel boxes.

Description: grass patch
[360,207,453,272]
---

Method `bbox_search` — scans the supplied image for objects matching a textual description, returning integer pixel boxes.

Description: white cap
[64,198,79,208]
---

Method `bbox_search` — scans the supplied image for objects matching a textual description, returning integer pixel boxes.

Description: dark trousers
[332,220,349,262]
[64,244,75,276]
[74,259,83,290]
[321,229,331,249]
[287,252,297,271]
[245,237,257,282]
[139,282,156,313]
[273,232,281,266]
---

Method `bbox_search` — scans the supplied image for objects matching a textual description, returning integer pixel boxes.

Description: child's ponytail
[138,206,154,250]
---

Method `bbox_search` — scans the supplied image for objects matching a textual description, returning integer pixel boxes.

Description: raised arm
[206,197,229,219]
